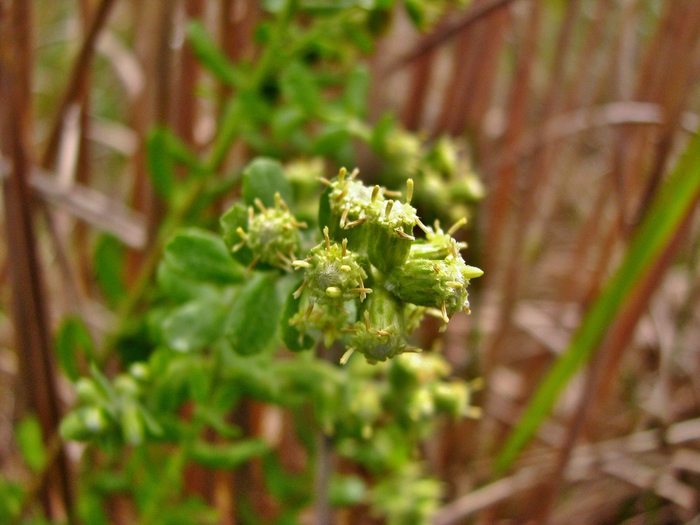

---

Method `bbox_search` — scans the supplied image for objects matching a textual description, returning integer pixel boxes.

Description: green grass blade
[495,132,700,474]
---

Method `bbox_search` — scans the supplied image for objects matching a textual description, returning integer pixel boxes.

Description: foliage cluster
[4,1,485,524]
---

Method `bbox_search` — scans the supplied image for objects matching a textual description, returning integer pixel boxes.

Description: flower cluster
[230,193,307,270]
[291,168,482,363]
[373,123,485,226]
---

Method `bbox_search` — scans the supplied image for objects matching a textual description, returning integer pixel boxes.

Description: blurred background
[2,0,700,523]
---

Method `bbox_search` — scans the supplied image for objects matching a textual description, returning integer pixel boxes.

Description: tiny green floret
[346,289,407,364]
[233,193,307,269]
[293,227,371,305]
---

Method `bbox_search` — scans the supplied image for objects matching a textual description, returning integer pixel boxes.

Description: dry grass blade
[0,157,147,248]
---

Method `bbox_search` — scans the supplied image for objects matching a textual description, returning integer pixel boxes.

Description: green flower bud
[288,290,351,348]
[347,382,382,438]
[344,288,407,364]
[386,255,482,324]
[367,197,418,274]
[433,380,482,419]
[292,227,371,306]
[60,406,110,441]
[406,386,435,421]
[129,362,150,382]
[114,375,140,397]
[388,353,452,389]
[409,218,467,260]
[75,378,105,405]
[322,167,383,250]
[232,193,306,269]
[431,381,468,419]
[381,127,422,177]
[425,135,459,177]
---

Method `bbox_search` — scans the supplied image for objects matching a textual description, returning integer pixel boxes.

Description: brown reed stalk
[384,0,520,74]
[73,0,96,291]
[41,0,119,170]
[591,1,700,420]
[0,0,74,520]
[482,0,542,369]
[433,24,476,135]
[464,7,508,154]
[402,41,436,131]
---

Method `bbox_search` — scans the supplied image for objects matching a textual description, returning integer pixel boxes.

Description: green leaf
[160,289,231,353]
[262,452,313,507]
[208,97,242,171]
[225,273,282,356]
[55,316,94,381]
[403,0,427,29]
[0,478,24,522]
[281,62,322,116]
[147,126,175,200]
[161,127,202,172]
[193,405,241,439]
[191,439,268,469]
[220,203,257,268]
[120,401,144,445]
[495,130,700,474]
[156,258,210,303]
[163,229,244,284]
[317,184,332,234]
[343,65,370,117]
[94,234,126,306]
[187,21,241,87]
[78,492,109,525]
[242,157,293,209]
[280,280,315,352]
[16,416,47,472]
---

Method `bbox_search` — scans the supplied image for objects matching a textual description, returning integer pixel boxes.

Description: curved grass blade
[495,131,700,474]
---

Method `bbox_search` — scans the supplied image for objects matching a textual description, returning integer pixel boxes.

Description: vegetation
[1,0,700,524]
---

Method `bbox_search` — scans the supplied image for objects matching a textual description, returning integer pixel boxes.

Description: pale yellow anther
[325,286,342,298]
[293,279,308,298]
[338,167,347,182]
[274,192,282,211]
[254,198,267,214]
[385,200,394,217]
[340,347,354,365]
[447,217,467,236]
[236,227,249,241]
[323,226,331,250]
[344,217,366,229]
[406,179,414,204]
[395,229,415,241]
[340,208,349,228]
[371,185,380,202]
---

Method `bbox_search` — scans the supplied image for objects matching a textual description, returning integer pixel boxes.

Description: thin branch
[383,0,520,74]
[41,0,119,169]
